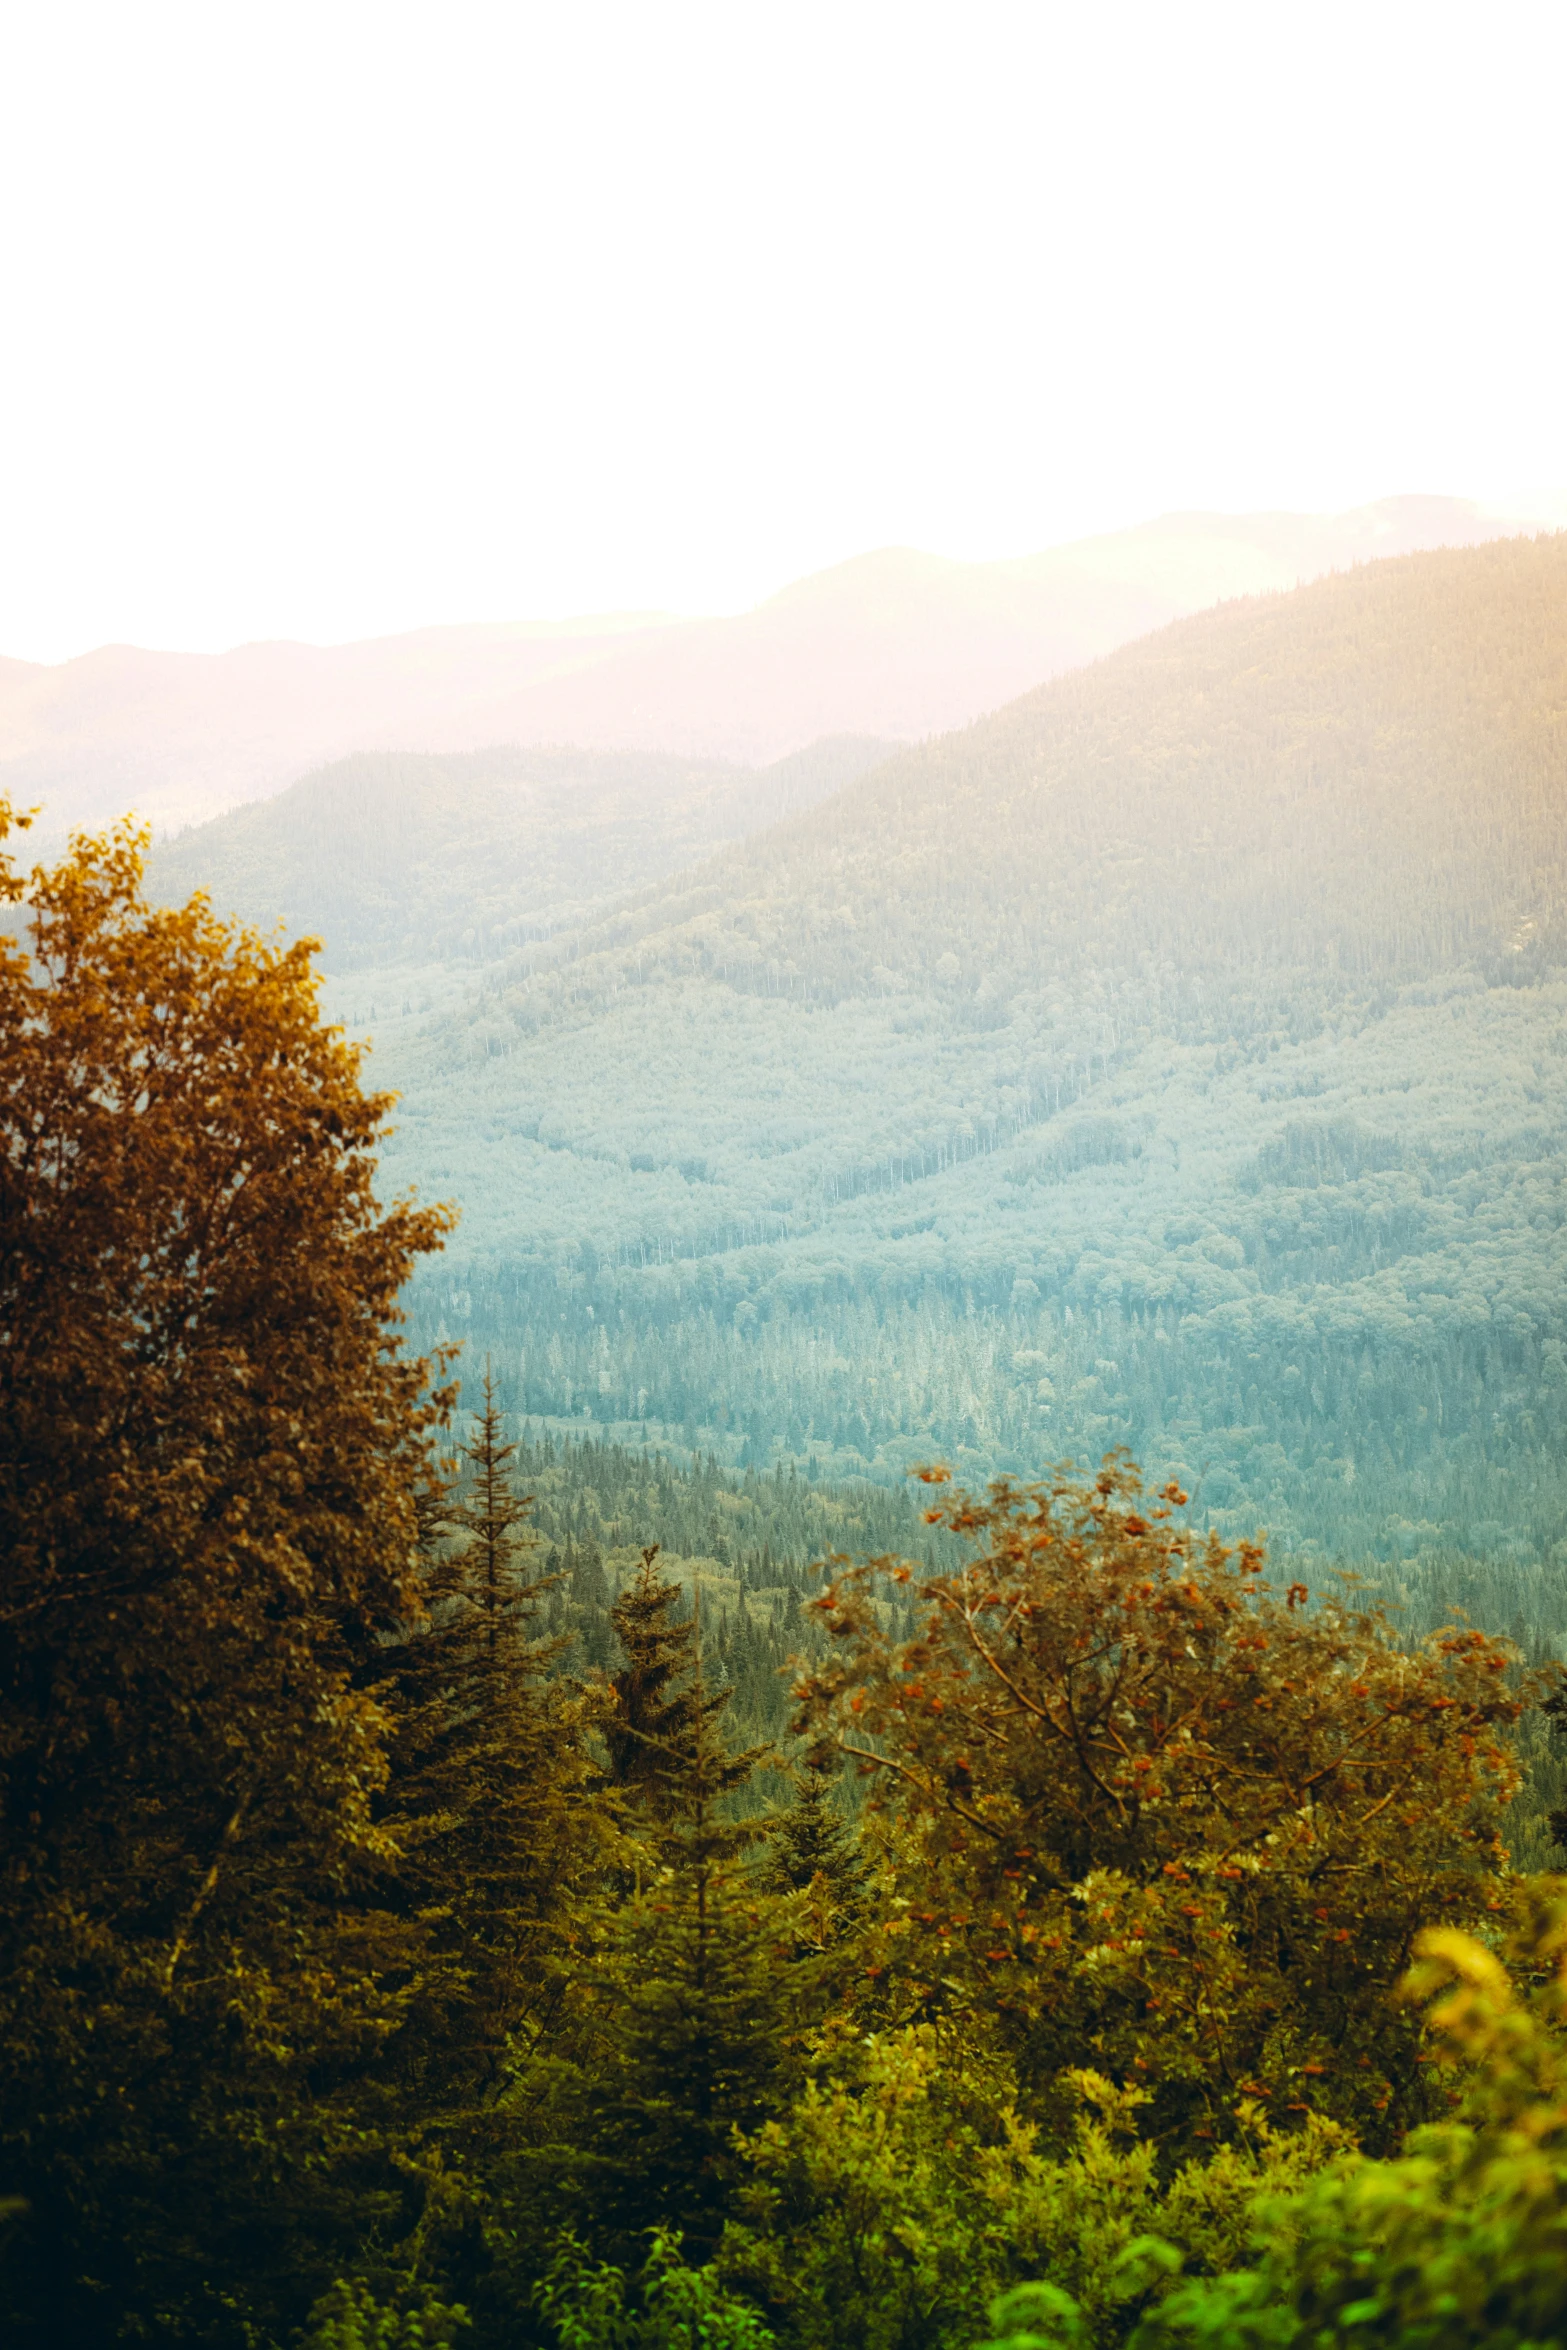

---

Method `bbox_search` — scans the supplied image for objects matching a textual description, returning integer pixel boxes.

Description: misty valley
[155,535,1567,1632]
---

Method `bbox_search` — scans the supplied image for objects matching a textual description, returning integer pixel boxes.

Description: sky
[2,0,1565,663]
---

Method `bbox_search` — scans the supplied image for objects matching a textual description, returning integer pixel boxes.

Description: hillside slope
[362,536,1567,1590]
[6,495,1518,837]
[561,534,1564,1007]
[148,736,895,971]
[1,613,677,839]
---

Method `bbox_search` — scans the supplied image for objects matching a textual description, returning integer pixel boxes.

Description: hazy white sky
[2,0,1564,662]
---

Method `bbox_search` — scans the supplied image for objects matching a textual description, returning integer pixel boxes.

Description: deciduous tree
[796,1455,1544,2156]
[0,803,453,2338]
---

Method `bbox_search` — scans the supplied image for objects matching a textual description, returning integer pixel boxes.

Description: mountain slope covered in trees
[13,696,1567,2350]
[359,537,1567,1601]
[149,736,894,970]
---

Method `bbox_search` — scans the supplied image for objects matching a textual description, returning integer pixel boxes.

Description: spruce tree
[584,1601,806,2261]
[569,1539,614,1672]
[380,1367,611,2108]
[445,1361,539,1667]
[604,1547,748,1816]
[761,1766,869,1934]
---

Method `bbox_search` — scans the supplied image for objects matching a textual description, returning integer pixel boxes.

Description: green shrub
[723,2027,1348,2350]
[300,2278,471,2348]
[535,2229,775,2350]
[988,1878,1567,2350]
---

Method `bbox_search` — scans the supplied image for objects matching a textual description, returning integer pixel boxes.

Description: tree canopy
[0,801,453,2336]
[796,1456,1543,2155]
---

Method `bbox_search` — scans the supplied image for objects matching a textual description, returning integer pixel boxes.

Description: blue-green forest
[6,533,1567,2348]
[160,536,1567,1607]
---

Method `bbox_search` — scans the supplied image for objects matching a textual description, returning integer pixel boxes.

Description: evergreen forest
[161,537,1567,1622]
[7,533,1567,2349]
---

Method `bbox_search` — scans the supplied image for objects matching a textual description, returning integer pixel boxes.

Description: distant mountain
[0,613,678,842]
[147,735,895,971]
[447,496,1530,766]
[4,495,1527,838]
[350,535,1567,1597]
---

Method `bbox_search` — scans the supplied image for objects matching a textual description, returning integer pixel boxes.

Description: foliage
[367,1375,617,2182]
[301,2277,471,2348]
[759,1767,869,1932]
[534,2229,775,2350]
[723,2027,1349,2350]
[605,1548,753,1814]
[518,1428,950,1750]
[16,715,1567,2341]
[0,801,453,2338]
[581,1600,810,2263]
[797,1458,1543,2155]
[1057,1878,1567,2350]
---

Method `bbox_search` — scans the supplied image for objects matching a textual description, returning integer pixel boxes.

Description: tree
[604,1548,747,1816]
[376,1370,613,2118]
[721,2028,1350,2350]
[0,804,453,2339]
[760,1767,869,1954]
[1123,1877,1567,2350]
[584,1590,800,2260]
[795,1455,1544,2158]
[446,1362,539,1666]
[763,1768,864,1900]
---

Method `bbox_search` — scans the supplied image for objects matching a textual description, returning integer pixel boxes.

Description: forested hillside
[491,1426,955,1752]
[9,692,1567,2350]
[348,536,1567,1621]
[391,1420,1567,1866]
[149,736,892,970]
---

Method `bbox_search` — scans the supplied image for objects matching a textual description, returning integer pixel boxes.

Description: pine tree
[583,1601,807,2261]
[379,1368,611,2107]
[604,1547,749,1816]
[444,1361,539,1668]
[570,1539,614,1672]
[761,1766,869,1937]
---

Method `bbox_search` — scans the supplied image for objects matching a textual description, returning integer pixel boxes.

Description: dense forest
[146,536,1567,1704]
[274,538,1567,1635]
[16,537,1567,2345]
[149,737,894,972]
[10,777,1567,2350]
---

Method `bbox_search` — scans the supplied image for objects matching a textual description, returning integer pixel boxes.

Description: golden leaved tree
[0,803,454,2339]
[797,1456,1546,2159]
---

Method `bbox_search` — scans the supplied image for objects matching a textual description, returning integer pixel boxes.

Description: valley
[153,533,1567,1631]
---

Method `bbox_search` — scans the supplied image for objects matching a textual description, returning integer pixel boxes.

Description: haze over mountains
[417,540,1562,1603]
[149,737,897,968]
[152,531,1567,1625]
[8,495,1533,839]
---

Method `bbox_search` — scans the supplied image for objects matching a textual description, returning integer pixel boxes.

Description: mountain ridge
[7,495,1531,839]
[147,735,899,971]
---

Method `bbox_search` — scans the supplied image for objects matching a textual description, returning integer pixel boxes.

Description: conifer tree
[379,1368,611,2109]
[569,1539,614,1671]
[761,1766,869,1934]
[604,1547,748,1815]
[448,1365,537,1653]
[583,1602,807,2261]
